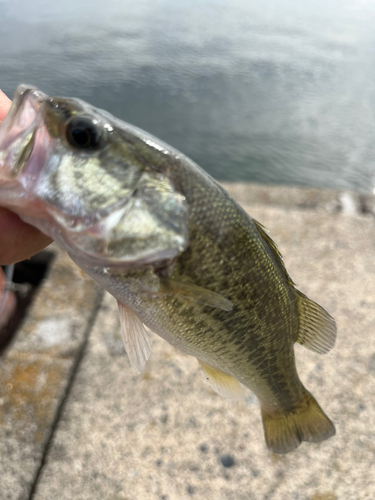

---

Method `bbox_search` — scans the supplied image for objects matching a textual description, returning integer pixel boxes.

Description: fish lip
[14,85,47,111]
[3,85,46,130]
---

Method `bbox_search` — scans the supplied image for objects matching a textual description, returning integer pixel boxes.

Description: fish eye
[66,116,102,150]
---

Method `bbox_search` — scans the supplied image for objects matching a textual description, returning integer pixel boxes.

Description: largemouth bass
[0,85,336,454]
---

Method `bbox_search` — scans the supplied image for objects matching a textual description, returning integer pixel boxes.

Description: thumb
[0,89,12,123]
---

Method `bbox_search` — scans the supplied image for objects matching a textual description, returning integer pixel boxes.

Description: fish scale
[109,169,304,406]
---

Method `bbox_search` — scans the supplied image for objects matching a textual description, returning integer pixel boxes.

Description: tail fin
[261,391,335,454]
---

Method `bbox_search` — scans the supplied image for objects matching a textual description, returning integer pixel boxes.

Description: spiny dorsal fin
[161,278,233,311]
[198,360,246,400]
[295,290,336,354]
[253,219,295,286]
[117,301,152,374]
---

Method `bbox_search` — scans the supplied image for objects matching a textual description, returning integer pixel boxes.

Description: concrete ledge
[0,246,102,500]
[22,186,375,500]
[222,182,375,215]
[2,183,375,500]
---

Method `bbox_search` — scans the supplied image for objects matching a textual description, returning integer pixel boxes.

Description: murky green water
[1,0,375,191]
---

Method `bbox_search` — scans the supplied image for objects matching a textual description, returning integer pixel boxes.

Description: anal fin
[296,290,336,354]
[198,360,245,400]
[117,301,151,374]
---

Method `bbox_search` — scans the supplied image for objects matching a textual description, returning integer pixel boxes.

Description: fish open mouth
[0,85,47,180]
[0,86,51,213]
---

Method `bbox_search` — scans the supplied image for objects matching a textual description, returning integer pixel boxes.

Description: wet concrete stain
[0,355,70,444]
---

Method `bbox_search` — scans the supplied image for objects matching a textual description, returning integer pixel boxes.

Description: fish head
[0,85,189,267]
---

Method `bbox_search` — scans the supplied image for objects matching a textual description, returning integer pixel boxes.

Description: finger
[0,208,52,265]
[0,89,11,122]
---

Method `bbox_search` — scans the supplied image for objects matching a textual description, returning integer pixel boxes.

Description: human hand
[0,89,52,265]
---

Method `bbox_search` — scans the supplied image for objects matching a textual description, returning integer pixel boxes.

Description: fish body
[0,86,336,453]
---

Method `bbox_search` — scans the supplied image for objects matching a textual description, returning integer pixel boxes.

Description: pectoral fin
[117,301,152,374]
[199,360,245,400]
[295,290,337,354]
[161,278,233,311]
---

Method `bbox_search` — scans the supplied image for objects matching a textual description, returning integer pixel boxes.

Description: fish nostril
[46,98,59,109]
[44,100,72,121]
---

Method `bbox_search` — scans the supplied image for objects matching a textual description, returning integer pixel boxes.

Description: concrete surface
[1,183,375,500]
[0,248,102,500]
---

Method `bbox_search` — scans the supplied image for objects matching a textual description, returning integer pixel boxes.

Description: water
[1,0,375,192]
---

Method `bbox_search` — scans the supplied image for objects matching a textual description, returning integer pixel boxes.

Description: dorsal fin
[253,219,337,354]
[253,219,295,286]
[117,301,152,373]
[295,290,336,354]
[198,360,246,400]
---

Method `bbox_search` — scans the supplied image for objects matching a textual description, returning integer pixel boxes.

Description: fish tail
[261,390,335,454]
